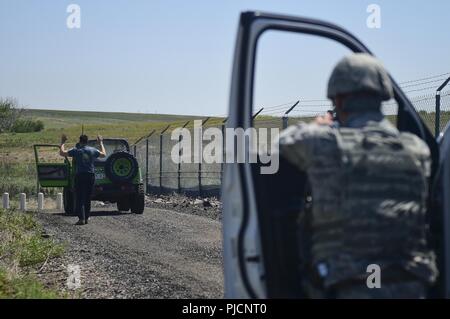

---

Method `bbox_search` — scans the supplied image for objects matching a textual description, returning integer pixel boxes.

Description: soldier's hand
[61,134,68,144]
[314,113,334,126]
[97,135,103,143]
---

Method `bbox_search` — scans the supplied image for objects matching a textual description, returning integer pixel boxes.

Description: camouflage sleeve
[400,133,431,178]
[278,122,316,171]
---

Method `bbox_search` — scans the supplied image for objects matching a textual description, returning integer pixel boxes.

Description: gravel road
[34,204,224,298]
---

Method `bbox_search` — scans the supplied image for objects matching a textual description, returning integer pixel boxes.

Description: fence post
[198,129,202,197]
[282,100,300,129]
[132,136,145,158]
[220,118,227,185]
[178,134,182,193]
[436,93,441,138]
[436,77,450,137]
[19,193,27,211]
[282,116,288,129]
[159,125,171,193]
[177,121,190,193]
[2,193,9,209]
[252,108,264,122]
[145,138,149,193]
[56,193,63,212]
[159,133,163,191]
[143,130,156,194]
[198,118,210,196]
[38,192,44,212]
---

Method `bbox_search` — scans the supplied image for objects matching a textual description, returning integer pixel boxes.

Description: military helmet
[327,53,393,101]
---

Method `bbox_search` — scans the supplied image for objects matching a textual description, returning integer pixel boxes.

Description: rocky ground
[144,194,222,221]
[34,194,224,298]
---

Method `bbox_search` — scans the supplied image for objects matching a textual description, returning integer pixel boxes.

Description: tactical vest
[306,122,437,287]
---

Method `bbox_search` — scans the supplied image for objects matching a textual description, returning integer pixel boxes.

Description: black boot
[75,219,85,225]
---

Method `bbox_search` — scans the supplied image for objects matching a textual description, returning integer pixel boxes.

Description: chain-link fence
[133,123,225,197]
[134,89,450,197]
[381,90,450,134]
[414,90,450,135]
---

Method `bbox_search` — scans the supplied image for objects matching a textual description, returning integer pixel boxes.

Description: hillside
[25,109,204,129]
[1,109,226,161]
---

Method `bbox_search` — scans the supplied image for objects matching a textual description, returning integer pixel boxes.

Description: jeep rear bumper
[91,183,140,202]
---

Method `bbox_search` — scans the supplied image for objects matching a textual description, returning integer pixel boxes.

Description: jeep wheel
[131,184,145,214]
[105,151,138,183]
[63,187,75,215]
[117,199,130,212]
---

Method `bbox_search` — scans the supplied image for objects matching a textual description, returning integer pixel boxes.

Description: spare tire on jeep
[104,151,138,183]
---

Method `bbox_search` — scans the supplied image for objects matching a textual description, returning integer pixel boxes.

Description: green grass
[26,109,203,129]
[1,109,226,154]
[1,109,225,196]
[0,161,63,197]
[0,208,65,298]
[0,162,37,197]
[0,269,60,299]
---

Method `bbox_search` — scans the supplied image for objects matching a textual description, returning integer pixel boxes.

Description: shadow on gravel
[54,210,129,217]
[89,210,130,217]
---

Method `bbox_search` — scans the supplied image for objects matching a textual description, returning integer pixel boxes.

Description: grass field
[4,109,220,153]
[0,107,445,197]
[0,109,229,196]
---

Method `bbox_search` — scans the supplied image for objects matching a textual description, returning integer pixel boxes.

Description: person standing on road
[278,53,437,298]
[59,134,106,225]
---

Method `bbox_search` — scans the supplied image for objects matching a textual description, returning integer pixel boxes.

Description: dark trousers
[74,173,95,221]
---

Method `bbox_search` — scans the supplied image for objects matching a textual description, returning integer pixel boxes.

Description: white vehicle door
[222,11,443,298]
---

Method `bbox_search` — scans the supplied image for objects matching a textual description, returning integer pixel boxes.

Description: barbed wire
[404,85,442,94]
[256,101,298,111]
[137,83,450,193]
[400,78,448,88]
[212,72,450,118]
[137,72,450,134]
[398,72,450,85]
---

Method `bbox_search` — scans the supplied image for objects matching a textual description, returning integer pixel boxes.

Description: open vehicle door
[222,11,446,298]
[34,144,71,189]
[435,125,450,298]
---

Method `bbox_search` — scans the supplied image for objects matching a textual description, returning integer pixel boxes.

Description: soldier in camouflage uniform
[278,53,438,299]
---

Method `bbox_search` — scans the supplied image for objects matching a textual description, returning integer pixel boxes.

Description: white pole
[2,193,9,209]
[38,192,44,212]
[19,193,27,211]
[56,193,63,212]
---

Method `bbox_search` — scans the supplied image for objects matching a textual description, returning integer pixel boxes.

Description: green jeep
[34,138,145,215]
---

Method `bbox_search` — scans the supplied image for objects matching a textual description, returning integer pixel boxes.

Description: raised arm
[59,134,69,157]
[97,135,106,158]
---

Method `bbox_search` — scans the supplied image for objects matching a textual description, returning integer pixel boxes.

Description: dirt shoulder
[34,203,224,298]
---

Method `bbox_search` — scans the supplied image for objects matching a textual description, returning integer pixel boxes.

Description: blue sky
[0,0,449,116]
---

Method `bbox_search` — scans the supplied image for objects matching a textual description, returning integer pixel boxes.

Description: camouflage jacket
[278,113,438,287]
